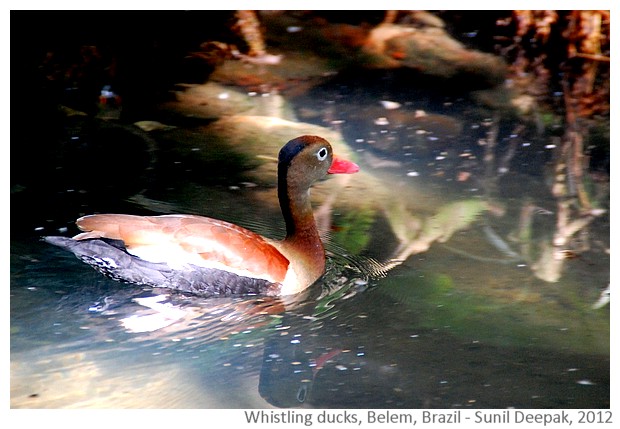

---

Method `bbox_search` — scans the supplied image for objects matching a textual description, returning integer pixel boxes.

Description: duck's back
[45,214,290,296]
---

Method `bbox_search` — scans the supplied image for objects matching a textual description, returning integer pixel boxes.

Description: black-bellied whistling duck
[45,135,359,297]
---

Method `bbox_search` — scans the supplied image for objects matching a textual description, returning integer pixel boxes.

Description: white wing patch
[127,243,281,284]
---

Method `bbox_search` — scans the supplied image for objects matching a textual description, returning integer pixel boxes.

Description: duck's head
[276,135,359,293]
[278,136,359,188]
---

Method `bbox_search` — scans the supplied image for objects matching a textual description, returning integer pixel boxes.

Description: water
[10,61,609,409]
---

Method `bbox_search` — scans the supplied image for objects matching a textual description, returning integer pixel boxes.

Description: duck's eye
[316,147,328,161]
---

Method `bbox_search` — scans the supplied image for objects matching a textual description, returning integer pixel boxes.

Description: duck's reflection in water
[22,258,607,409]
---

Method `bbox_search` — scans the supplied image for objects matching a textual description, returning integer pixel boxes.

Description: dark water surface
[10,63,609,408]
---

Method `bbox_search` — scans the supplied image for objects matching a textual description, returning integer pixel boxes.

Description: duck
[44,135,359,297]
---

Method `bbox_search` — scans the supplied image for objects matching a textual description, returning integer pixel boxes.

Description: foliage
[497,10,610,123]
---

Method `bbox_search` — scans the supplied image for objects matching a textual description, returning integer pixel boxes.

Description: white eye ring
[317,147,328,161]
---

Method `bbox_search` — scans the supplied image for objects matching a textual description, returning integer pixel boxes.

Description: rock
[198,115,356,184]
[259,12,506,87]
[161,82,297,122]
[361,24,507,86]
[134,120,176,132]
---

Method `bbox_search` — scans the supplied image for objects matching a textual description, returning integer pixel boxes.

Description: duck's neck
[278,173,325,273]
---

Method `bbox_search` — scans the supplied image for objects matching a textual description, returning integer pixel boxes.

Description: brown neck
[278,172,326,278]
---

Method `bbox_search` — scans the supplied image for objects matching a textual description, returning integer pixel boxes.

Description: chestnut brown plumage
[45,135,359,297]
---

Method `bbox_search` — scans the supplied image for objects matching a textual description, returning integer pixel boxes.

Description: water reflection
[11,234,609,408]
[11,46,608,409]
[256,276,608,408]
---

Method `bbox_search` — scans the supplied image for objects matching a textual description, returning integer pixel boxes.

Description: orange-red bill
[328,156,360,174]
